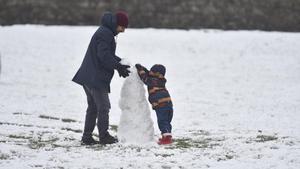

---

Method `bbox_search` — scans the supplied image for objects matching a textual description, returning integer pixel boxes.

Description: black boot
[99,133,118,145]
[81,136,99,145]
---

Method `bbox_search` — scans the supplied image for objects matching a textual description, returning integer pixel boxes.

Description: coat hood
[101,12,118,36]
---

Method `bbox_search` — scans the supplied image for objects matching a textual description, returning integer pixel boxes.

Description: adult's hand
[117,64,130,78]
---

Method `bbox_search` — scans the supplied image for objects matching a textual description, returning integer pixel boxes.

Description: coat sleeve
[137,65,150,85]
[96,37,119,70]
[114,55,122,62]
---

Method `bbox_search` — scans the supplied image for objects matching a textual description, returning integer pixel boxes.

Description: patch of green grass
[190,130,210,136]
[225,154,234,160]
[21,131,61,150]
[51,143,81,149]
[85,144,106,151]
[39,115,60,120]
[155,153,174,157]
[173,138,193,148]
[0,121,34,127]
[63,137,76,141]
[217,154,235,161]
[61,118,77,123]
[0,153,10,160]
[166,137,222,149]
[285,141,295,146]
[13,112,31,115]
[161,165,172,169]
[28,137,60,149]
[44,137,60,143]
[255,135,278,142]
[193,139,211,148]
[33,165,43,168]
[12,112,22,115]
[61,127,82,133]
[28,139,46,149]
[8,135,32,140]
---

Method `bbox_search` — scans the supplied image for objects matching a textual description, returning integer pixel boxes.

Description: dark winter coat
[136,65,173,110]
[72,12,121,92]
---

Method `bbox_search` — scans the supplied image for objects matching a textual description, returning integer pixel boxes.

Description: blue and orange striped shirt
[136,65,173,110]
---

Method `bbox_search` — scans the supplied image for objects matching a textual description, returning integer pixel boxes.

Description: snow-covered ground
[0,25,300,169]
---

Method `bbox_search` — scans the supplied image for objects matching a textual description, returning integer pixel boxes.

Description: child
[135,63,173,145]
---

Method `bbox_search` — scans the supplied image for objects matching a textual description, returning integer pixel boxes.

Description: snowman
[118,66,155,144]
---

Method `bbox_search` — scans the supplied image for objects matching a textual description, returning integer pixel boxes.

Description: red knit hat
[116,11,129,28]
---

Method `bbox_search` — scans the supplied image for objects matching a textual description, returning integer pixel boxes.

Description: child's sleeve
[136,64,149,84]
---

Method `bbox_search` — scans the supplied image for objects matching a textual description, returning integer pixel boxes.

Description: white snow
[0,25,299,169]
[118,67,155,144]
[0,52,2,79]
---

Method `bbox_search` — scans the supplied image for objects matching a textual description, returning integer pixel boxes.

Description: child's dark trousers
[155,106,173,134]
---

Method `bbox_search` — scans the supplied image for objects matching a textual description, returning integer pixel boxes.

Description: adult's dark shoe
[81,136,99,145]
[99,133,118,145]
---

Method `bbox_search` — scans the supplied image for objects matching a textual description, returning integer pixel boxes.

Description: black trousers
[82,85,111,139]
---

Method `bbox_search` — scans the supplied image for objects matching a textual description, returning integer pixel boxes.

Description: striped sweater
[136,65,173,109]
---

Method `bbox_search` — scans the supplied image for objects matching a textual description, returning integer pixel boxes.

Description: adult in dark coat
[72,11,130,145]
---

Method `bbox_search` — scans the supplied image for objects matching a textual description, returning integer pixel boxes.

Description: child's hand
[135,64,142,70]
